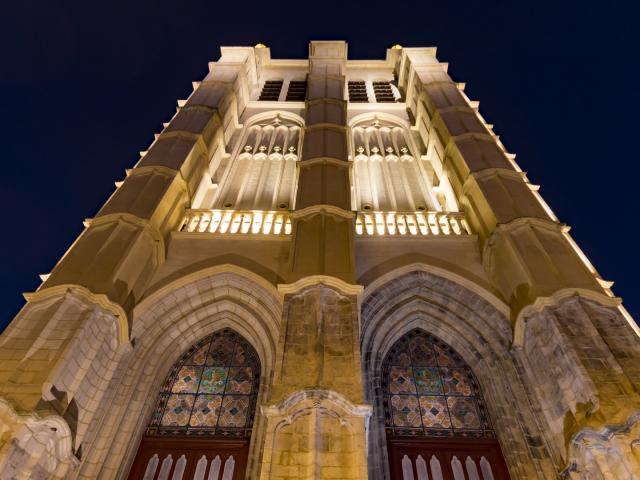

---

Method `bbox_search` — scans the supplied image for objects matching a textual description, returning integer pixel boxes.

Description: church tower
[1,41,639,479]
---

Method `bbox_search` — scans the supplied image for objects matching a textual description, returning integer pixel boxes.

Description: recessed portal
[382,329,511,479]
[128,329,260,480]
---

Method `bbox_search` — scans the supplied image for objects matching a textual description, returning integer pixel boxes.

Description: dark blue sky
[1,1,638,330]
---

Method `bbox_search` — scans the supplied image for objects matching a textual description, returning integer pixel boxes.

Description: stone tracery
[147,328,261,438]
[208,113,302,211]
[350,115,457,212]
[382,328,494,438]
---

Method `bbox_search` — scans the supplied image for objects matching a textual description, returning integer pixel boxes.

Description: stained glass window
[147,329,260,438]
[382,329,494,439]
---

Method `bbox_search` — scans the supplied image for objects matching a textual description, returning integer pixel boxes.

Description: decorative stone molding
[298,156,350,168]
[23,284,129,344]
[125,164,190,197]
[240,109,306,128]
[83,213,166,267]
[290,204,355,220]
[348,111,413,130]
[260,389,371,480]
[277,274,363,299]
[135,263,281,314]
[262,388,372,419]
[361,262,509,318]
[513,288,625,347]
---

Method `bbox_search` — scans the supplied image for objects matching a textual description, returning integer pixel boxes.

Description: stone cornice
[482,216,564,274]
[85,213,166,267]
[306,97,346,108]
[194,79,235,90]
[298,157,349,169]
[361,262,510,318]
[24,284,129,344]
[278,275,363,299]
[156,130,211,159]
[134,263,281,316]
[178,103,221,114]
[461,168,529,197]
[513,288,624,347]
[290,204,354,220]
[126,165,191,200]
[261,388,372,418]
[304,122,348,133]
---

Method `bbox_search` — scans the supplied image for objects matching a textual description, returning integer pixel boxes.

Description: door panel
[388,437,510,480]
[127,436,249,480]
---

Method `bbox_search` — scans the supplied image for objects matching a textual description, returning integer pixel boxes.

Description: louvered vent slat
[348,81,369,102]
[286,81,307,101]
[259,80,284,101]
[373,81,396,103]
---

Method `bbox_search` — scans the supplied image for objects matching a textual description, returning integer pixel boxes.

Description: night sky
[1,1,638,331]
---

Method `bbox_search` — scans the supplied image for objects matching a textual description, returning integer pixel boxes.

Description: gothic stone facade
[0,41,639,479]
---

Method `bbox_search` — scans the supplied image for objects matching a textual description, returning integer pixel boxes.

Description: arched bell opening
[382,328,510,480]
[127,328,261,480]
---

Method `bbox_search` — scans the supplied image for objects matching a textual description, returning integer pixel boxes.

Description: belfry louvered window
[373,81,396,102]
[258,80,283,101]
[348,81,369,102]
[286,81,307,101]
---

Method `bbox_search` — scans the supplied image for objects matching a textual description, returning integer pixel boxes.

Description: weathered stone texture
[1,42,639,480]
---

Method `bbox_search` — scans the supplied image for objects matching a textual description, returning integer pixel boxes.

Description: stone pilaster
[263,277,370,480]
[262,41,370,479]
[289,41,355,284]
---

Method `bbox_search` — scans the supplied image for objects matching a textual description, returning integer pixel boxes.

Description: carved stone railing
[355,211,470,236]
[180,209,470,237]
[180,209,292,235]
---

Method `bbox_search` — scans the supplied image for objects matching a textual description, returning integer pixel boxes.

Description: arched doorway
[382,329,510,480]
[128,328,261,480]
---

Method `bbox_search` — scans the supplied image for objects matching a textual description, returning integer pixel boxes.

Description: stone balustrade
[181,209,470,237]
[180,209,293,235]
[355,211,470,236]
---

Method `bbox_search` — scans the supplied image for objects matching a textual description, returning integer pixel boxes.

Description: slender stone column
[261,42,370,480]
[0,48,257,477]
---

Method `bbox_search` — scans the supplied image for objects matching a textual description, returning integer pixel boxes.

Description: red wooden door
[388,437,511,480]
[127,436,249,480]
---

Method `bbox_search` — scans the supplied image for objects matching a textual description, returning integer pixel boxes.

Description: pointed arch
[76,266,282,479]
[209,111,304,211]
[361,267,553,479]
[147,328,261,437]
[382,328,494,437]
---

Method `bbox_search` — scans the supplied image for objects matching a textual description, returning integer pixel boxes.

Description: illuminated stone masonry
[0,41,639,480]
